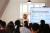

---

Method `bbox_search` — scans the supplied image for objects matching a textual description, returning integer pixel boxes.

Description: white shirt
[20,19,29,26]
[20,27,31,33]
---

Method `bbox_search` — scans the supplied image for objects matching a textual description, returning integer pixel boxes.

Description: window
[20,3,28,18]
[33,3,45,7]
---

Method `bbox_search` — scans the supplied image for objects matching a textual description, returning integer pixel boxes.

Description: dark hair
[15,20,20,26]
[39,24,50,33]
[32,23,39,31]
[24,21,28,28]
[7,21,14,33]
[40,20,45,25]
[0,20,6,28]
[9,21,14,25]
[0,20,2,24]
[29,23,32,30]
[1,21,6,28]
[15,20,20,33]
[0,20,2,22]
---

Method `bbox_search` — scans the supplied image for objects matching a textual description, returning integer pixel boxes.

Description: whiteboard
[30,8,50,24]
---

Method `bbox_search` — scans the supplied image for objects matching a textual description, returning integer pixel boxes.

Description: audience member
[0,20,3,29]
[0,20,6,33]
[14,20,20,33]
[23,14,29,26]
[29,23,32,31]
[6,21,15,33]
[24,21,29,28]
[0,19,50,33]
[40,19,45,25]
[31,23,39,33]
[39,20,50,33]
[39,20,45,33]
[1,21,6,28]
[43,24,50,33]
[20,26,31,33]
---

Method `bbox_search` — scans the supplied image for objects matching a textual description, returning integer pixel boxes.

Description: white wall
[1,0,20,24]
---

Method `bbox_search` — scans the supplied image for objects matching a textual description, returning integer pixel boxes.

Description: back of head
[1,21,6,28]
[24,21,28,28]
[0,20,2,22]
[32,23,39,31]
[9,21,14,25]
[15,20,20,26]
[24,21,28,25]
[7,21,14,32]
[40,20,45,25]
[0,20,6,28]
[7,21,14,27]
[29,23,32,27]
[15,20,20,33]
[29,23,32,30]
[0,20,2,25]
[0,20,3,28]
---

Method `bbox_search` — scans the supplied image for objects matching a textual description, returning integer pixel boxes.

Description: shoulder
[20,27,31,33]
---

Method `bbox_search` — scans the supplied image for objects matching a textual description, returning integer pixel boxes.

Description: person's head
[0,20,2,22]
[31,23,39,33]
[24,21,28,28]
[29,23,32,30]
[15,20,20,26]
[29,23,32,27]
[23,14,28,19]
[0,20,6,28]
[9,21,14,25]
[0,20,2,28]
[0,20,3,25]
[7,21,14,32]
[7,21,14,27]
[1,21,6,28]
[40,20,45,25]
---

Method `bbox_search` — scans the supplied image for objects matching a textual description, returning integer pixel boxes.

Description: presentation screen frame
[30,7,50,24]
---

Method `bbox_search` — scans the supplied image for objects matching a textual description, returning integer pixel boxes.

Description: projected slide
[30,8,50,24]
